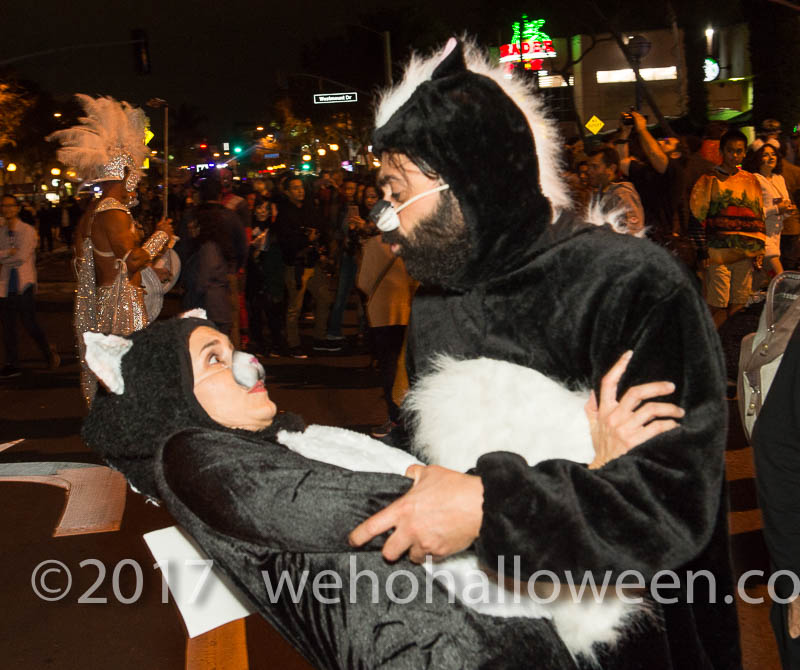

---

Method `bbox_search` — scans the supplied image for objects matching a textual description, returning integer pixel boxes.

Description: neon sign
[499,15,557,63]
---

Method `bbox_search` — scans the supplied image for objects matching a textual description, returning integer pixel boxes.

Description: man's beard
[382,192,472,287]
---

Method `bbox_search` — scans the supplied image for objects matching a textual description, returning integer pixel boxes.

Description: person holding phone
[325,180,376,344]
[744,138,795,277]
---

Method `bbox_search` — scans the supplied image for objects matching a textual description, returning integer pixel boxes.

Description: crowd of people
[171,165,415,434]
[563,112,800,327]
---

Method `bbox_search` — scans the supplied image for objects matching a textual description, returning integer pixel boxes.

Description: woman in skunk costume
[82,311,682,669]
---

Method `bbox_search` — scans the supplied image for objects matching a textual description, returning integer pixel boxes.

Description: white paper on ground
[143,526,256,638]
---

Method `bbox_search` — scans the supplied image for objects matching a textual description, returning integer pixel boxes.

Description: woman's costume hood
[81,311,303,498]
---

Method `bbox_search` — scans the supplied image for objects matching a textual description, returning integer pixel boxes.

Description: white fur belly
[404,355,595,470]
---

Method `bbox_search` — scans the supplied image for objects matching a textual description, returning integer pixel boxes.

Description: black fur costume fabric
[82,316,582,668]
[81,316,305,498]
[375,43,742,669]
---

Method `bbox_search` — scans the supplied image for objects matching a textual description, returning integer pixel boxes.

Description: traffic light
[131,29,151,75]
[199,143,208,150]
[301,163,311,171]
[234,146,243,154]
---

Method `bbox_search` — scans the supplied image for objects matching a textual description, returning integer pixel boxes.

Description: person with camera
[614,110,683,245]
[273,176,333,358]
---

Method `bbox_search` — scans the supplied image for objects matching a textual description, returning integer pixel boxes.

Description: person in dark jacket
[753,320,800,670]
[182,178,243,335]
[349,38,741,669]
[272,176,334,357]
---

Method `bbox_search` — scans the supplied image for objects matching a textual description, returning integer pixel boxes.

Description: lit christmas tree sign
[499,15,557,63]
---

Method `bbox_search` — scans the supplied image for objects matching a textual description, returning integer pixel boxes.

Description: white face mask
[369,183,450,232]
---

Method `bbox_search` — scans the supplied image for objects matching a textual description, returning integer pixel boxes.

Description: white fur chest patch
[279,357,649,664]
[405,355,595,470]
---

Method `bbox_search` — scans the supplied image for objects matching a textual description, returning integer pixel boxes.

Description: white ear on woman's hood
[180,308,207,320]
[83,332,134,395]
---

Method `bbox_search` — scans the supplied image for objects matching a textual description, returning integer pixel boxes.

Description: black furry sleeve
[753,322,800,599]
[158,428,412,553]
[473,272,728,581]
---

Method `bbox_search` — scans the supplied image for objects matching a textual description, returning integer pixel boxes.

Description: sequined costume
[75,197,167,404]
[48,95,168,405]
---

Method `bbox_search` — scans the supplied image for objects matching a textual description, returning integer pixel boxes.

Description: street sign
[585,115,605,135]
[313,92,358,105]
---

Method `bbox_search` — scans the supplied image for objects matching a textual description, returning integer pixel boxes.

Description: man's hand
[349,465,484,563]
[631,110,648,133]
[789,596,800,639]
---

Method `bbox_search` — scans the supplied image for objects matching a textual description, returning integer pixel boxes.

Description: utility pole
[146,98,168,221]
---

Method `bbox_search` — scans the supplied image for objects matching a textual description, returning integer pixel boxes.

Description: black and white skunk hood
[373,39,571,289]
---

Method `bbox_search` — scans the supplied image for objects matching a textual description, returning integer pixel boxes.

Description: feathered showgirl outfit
[47,95,168,405]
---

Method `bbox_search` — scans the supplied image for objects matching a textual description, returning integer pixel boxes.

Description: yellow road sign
[585,115,605,135]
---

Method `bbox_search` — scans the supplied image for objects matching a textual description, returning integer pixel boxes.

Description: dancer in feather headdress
[48,95,173,405]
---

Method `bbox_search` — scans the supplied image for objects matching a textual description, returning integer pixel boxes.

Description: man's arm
[469,278,725,581]
[612,184,645,233]
[618,112,669,176]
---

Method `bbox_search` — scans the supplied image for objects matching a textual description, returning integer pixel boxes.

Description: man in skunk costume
[349,39,741,668]
[82,310,682,669]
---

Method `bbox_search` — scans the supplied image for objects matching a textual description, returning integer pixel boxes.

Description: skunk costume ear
[432,38,465,78]
[180,308,208,320]
[83,332,134,395]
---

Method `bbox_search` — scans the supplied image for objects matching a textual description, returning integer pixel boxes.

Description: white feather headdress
[47,94,147,188]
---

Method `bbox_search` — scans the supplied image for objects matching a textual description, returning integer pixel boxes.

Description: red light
[199,143,207,149]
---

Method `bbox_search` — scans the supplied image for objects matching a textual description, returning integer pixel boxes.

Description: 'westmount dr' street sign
[313,92,358,104]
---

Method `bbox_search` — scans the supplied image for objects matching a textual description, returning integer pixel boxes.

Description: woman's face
[762,145,778,171]
[189,326,276,431]
[363,186,379,211]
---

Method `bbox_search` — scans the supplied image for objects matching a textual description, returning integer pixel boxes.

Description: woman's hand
[585,350,684,469]
[156,218,174,237]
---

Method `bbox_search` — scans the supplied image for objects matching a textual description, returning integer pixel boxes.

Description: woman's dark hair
[742,142,783,175]
[358,181,379,219]
[719,129,748,152]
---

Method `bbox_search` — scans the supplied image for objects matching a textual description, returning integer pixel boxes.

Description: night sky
[3,0,684,145]
[2,0,498,143]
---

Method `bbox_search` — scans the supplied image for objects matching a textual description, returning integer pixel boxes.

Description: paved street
[0,244,784,669]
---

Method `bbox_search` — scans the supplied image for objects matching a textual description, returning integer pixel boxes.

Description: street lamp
[317,148,326,156]
[50,167,61,176]
[6,163,16,172]
[146,97,169,220]
[53,112,62,118]
[329,143,339,152]
[256,126,264,131]
[626,35,651,111]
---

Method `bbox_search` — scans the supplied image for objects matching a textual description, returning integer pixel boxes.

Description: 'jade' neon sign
[500,15,557,62]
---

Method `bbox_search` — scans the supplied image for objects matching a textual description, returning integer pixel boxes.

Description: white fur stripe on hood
[374,37,572,214]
